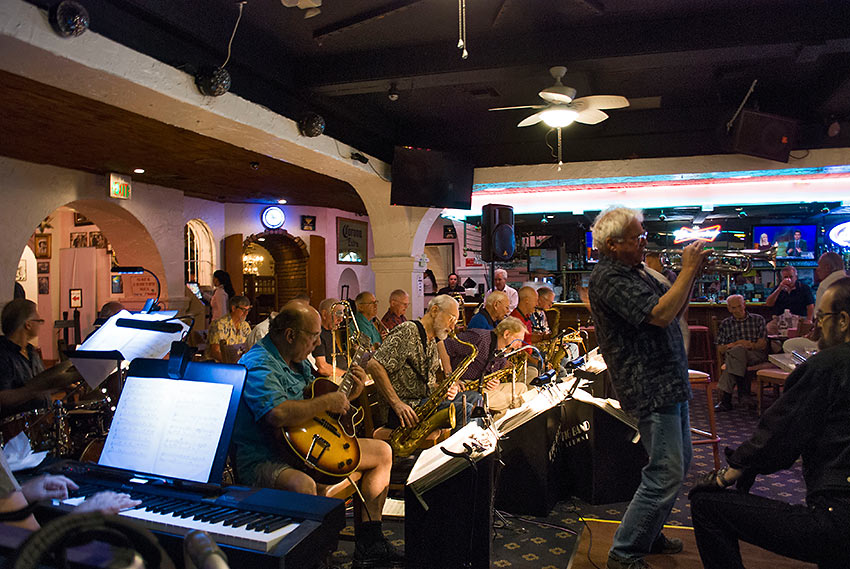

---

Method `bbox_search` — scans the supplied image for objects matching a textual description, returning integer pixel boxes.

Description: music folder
[69,310,188,388]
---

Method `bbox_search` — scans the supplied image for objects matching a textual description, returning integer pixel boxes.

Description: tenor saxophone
[387,331,478,458]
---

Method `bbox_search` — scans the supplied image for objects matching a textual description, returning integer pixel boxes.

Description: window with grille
[184,219,215,286]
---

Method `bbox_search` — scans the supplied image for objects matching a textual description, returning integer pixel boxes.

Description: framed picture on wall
[70,232,88,248]
[443,224,457,239]
[34,234,51,259]
[74,212,93,226]
[337,217,368,265]
[37,276,49,295]
[89,231,107,248]
[37,261,49,274]
[111,275,123,294]
[301,215,316,231]
[16,261,26,282]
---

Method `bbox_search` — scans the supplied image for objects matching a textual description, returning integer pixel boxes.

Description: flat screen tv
[752,224,816,259]
[390,146,474,210]
[528,247,559,273]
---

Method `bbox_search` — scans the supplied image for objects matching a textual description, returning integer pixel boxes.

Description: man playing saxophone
[367,294,482,432]
[438,316,529,414]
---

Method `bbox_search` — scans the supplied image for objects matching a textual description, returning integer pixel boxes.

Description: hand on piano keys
[58,483,299,552]
[75,491,142,514]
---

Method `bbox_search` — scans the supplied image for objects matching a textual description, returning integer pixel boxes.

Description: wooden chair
[688,324,716,378]
[711,316,774,399]
[688,369,721,470]
[756,368,789,416]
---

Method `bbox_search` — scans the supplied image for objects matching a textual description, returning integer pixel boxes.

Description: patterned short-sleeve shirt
[371,321,440,406]
[716,312,766,346]
[208,314,251,347]
[588,256,691,417]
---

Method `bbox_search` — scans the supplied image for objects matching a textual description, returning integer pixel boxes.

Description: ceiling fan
[489,66,629,164]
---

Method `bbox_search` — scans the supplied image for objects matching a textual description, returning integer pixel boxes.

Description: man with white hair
[714,295,767,412]
[467,290,510,330]
[367,294,480,431]
[486,268,519,312]
[588,206,707,569]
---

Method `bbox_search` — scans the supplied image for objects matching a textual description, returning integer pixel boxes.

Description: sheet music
[99,376,233,483]
[382,498,405,518]
[570,387,639,432]
[71,310,188,387]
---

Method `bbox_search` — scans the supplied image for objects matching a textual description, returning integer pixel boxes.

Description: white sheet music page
[98,376,233,483]
[72,311,188,388]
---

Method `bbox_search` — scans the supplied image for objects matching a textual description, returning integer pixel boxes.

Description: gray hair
[428,294,457,313]
[228,295,250,310]
[819,252,845,273]
[355,291,376,305]
[781,265,797,276]
[591,206,644,255]
[318,297,339,314]
[495,316,526,336]
[725,294,744,305]
[485,290,508,308]
[389,289,408,301]
[494,268,508,279]
[537,287,555,300]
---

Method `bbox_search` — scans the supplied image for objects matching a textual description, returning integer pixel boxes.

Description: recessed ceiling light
[133,168,145,174]
[546,215,555,219]
[277,199,287,205]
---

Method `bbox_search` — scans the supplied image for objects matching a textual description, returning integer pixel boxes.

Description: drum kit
[0,385,114,462]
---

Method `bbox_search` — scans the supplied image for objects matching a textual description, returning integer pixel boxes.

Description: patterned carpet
[571,382,806,527]
[327,383,804,567]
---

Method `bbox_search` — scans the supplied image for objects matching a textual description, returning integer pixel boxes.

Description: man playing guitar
[231,302,402,568]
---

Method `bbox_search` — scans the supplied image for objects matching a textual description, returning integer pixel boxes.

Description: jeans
[609,402,692,562]
[692,491,850,569]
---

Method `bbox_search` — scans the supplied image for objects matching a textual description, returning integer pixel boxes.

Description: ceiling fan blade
[517,111,544,127]
[572,95,629,110]
[488,104,546,112]
[574,109,609,125]
[539,87,576,104]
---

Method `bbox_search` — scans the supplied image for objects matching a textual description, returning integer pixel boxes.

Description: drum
[79,437,105,463]
[65,398,112,458]
[0,407,68,454]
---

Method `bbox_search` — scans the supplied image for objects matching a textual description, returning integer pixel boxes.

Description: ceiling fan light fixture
[540,108,578,128]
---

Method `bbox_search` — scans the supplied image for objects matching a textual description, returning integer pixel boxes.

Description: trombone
[656,246,776,274]
[450,293,467,329]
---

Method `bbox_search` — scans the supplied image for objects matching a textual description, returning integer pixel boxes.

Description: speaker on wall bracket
[481,204,515,262]
[732,109,798,163]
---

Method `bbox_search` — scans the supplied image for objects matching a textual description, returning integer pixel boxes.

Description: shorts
[250,460,294,488]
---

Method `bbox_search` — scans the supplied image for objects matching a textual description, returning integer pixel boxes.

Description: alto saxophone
[388,331,478,458]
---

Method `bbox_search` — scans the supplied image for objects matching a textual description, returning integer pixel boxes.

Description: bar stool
[756,367,789,416]
[688,325,716,378]
[688,369,721,470]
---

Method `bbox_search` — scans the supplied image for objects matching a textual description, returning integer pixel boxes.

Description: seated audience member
[312,298,348,380]
[244,311,278,351]
[0,452,139,530]
[437,272,465,296]
[486,269,518,312]
[467,290,509,331]
[0,299,80,416]
[352,292,382,347]
[380,289,409,333]
[530,286,556,335]
[207,295,252,362]
[367,295,481,433]
[765,265,814,325]
[231,305,401,568]
[714,295,767,411]
[510,286,539,343]
[689,277,850,569]
[439,317,528,414]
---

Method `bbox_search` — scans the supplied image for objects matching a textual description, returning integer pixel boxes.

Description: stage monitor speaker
[732,109,798,163]
[480,204,515,262]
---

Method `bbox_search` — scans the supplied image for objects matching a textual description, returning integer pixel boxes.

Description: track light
[658,211,667,222]
[297,112,326,137]
[49,1,90,38]
[738,210,748,218]
[387,83,399,102]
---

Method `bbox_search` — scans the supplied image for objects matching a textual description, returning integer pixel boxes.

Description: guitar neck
[337,340,370,397]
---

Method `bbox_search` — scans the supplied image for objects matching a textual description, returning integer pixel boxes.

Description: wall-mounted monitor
[528,247,559,273]
[390,146,474,210]
[752,224,817,259]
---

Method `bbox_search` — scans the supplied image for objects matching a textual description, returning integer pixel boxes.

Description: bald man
[510,286,539,343]
[232,304,402,568]
[467,290,510,330]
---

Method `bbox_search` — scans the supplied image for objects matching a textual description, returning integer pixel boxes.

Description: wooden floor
[570,520,817,569]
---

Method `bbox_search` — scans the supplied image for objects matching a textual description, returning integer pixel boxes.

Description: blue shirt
[467,310,496,330]
[588,256,691,417]
[231,336,314,481]
[353,312,382,346]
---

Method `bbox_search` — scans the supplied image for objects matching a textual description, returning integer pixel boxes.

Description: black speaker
[732,109,798,163]
[480,204,515,262]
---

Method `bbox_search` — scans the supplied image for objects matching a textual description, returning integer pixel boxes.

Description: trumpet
[657,246,776,274]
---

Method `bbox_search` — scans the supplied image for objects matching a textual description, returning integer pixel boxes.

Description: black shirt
[312,327,348,371]
[0,336,48,415]
[437,285,465,296]
[770,281,814,317]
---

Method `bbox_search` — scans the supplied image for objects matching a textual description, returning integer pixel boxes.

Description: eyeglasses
[298,329,322,340]
[617,231,648,244]
[27,318,45,324]
[235,306,252,312]
[815,311,842,323]
[360,300,379,306]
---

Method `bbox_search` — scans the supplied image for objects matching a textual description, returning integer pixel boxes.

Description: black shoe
[353,538,405,568]
[714,400,733,412]
[649,533,683,554]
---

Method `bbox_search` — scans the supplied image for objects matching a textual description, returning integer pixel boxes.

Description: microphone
[530,369,557,387]
[184,530,229,569]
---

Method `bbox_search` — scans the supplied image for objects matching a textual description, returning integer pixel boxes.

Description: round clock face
[261,206,285,229]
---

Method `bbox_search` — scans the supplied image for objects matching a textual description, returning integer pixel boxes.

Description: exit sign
[109,173,132,200]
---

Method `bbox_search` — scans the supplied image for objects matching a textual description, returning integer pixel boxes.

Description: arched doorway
[242,230,309,323]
